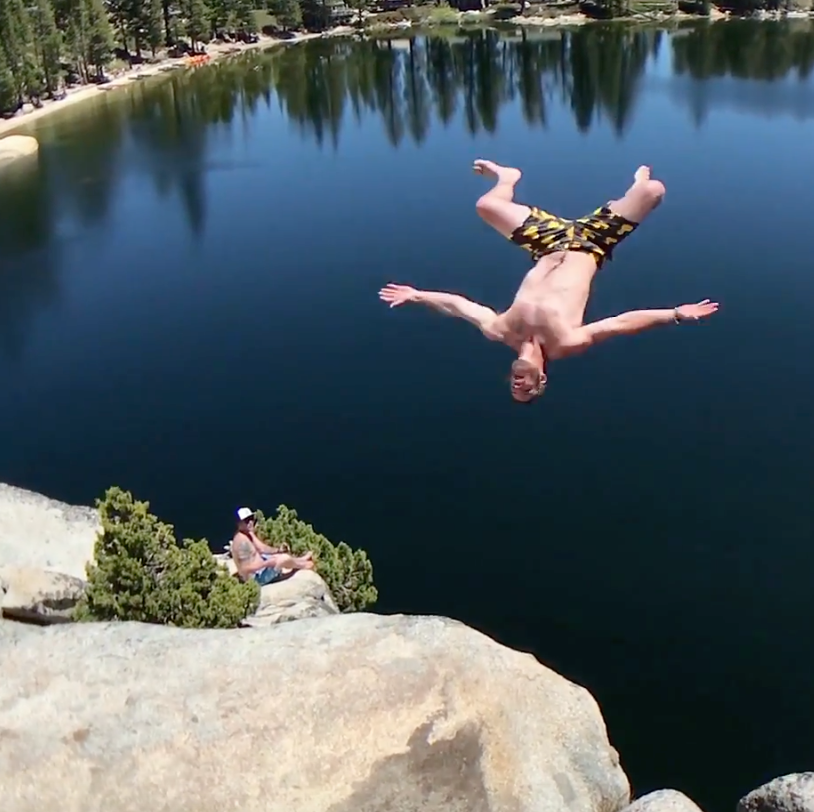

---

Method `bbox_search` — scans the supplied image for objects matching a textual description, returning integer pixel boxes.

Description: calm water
[2,18,814,810]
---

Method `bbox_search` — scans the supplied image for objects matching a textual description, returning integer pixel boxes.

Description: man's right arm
[412,290,502,340]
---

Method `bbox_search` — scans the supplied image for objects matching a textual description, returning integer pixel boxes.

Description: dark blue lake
[2,19,814,811]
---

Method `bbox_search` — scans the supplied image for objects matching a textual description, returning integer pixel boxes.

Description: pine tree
[147,0,164,56]
[0,0,38,103]
[233,0,256,33]
[0,44,18,112]
[255,505,377,613]
[31,0,62,95]
[84,0,113,78]
[183,0,209,50]
[270,0,301,31]
[74,487,260,628]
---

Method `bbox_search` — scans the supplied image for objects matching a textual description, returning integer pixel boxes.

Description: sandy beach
[0,29,352,137]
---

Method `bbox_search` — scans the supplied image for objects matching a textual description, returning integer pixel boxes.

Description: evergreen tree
[31,0,62,94]
[207,0,234,36]
[74,487,260,628]
[0,44,17,112]
[255,505,377,613]
[233,0,256,33]
[147,0,164,55]
[183,0,210,50]
[84,0,114,77]
[0,0,38,103]
[270,0,301,30]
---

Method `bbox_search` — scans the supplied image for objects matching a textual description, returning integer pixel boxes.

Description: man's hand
[379,283,419,308]
[675,299,719,322]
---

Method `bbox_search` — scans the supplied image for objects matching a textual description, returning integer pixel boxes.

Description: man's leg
[266,553,314,571]
[607,165,666,223]
[473,159,533,239]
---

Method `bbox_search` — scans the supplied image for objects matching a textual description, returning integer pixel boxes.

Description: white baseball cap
[236,507,255,521]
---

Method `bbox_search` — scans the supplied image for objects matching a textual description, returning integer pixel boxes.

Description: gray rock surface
[0,483,100,579]
[621,789,706,812]
[0,134,39,164]
[0,564,86,624]
[242,568,339,627]
[738,773,814,812]
[0,612,630,812]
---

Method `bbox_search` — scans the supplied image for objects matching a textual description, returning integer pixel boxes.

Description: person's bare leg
[473,159,533,238]
[607,165,666,223]
[268,553,315,571]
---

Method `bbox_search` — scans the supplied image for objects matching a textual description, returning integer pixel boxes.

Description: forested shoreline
[1,0,811,116]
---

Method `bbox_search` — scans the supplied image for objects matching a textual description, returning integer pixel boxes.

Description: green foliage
[85,0,114,73]
[269,0,302,30]
[147,0,165,54]
[74,486,260,628]
[32,0,62,93]
[254,505,378,613]
[0,42,17,111]
[183,0,211,46]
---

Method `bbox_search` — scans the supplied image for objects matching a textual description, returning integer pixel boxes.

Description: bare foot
[473,159,522,186]
[633,165,651,184]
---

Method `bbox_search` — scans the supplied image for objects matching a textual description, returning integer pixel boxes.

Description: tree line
[0,0,259,113]
[2,0,810,115]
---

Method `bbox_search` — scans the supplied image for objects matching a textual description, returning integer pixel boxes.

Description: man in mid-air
[379,160,719,403]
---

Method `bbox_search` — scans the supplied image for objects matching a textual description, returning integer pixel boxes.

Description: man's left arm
[251,533,287,555]
[566,300,719,351]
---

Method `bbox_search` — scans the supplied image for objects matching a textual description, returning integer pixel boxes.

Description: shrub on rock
[73,487,259,627]
[254,505,377,613]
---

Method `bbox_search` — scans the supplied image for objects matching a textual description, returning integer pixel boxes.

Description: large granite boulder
[0,613,630,812]
[0,134,39,164]
[0,483,100,579]
[621,790,706,812]
[738,774,814,812]
[0,564,86,624]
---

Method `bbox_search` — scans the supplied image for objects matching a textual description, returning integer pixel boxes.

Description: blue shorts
[254,566,282,586]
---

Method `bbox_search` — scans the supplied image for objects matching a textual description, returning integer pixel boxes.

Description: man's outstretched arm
[379,283,502,340]
[566,300,719,351]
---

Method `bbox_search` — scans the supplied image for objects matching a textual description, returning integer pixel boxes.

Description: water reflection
[263,18,814,145]
[0,158,61,361]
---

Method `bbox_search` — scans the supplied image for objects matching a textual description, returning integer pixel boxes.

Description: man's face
[239,515,256,532]
[510,373,538,402]
[509,359,545,402]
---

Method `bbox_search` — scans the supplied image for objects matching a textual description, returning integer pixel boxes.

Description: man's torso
[231,531,265,578]
[498,251,598,357]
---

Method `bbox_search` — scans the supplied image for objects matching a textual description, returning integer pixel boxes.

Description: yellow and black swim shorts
[510,203,638,270]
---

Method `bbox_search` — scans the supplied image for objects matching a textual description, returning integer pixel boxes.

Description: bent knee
[475,194,499,218]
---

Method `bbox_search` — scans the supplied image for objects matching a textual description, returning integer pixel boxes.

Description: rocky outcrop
[738,773,814,812]
[621,790,707,811]
[242,568,339,627]
[214,550,341,627]
[0,134,39,164]
[0,483,100,579]
[0,612,630,812]
[0,565,86,624]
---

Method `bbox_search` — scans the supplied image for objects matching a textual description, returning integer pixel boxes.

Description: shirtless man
[230,507,314,586]
[379,160,719,403]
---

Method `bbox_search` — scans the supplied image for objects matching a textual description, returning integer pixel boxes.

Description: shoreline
[0,28,354,138]
[2,7,811,137]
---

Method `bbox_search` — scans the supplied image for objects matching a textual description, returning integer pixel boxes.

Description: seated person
[231,506,314,586]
